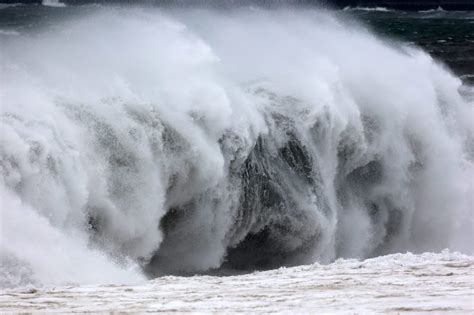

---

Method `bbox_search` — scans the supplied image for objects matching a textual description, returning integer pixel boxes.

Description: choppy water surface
[343,8,474,83]
[1,252,473,313]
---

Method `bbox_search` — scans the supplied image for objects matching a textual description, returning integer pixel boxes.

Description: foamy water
[1,252,473,313]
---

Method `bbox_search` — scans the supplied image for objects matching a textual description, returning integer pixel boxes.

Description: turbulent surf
[1,7,473,288]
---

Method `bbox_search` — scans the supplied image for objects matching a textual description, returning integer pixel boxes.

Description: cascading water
[1,7,473,288]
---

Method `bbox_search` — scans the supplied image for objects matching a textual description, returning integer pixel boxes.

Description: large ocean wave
[1,7,473,287]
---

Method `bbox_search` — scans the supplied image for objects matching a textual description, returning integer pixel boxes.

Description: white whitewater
[1,252,473,313]
[42,0,66,8]
[0,7,473,289]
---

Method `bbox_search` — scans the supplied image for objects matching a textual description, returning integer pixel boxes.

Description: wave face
[1,7,473,287]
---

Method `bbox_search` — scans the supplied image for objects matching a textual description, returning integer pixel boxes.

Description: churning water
[0,4,473,288]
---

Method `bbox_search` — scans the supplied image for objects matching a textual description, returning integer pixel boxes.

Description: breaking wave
[1,7,473,287]
[342,6,394,12]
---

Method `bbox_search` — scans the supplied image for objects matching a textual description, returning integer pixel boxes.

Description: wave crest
[1,7,473,286]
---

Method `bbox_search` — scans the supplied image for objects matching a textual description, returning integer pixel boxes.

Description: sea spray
[0,7,473,286]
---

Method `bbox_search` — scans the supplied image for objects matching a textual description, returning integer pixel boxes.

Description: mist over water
[1,7,473,287]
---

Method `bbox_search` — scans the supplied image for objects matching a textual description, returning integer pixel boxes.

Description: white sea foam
[343,6,394,12]
[1,251,472,313]
[419,6,447,13]
[42,0,66,8]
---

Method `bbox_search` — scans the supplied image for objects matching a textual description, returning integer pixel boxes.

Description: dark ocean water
[342,8,474,84]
